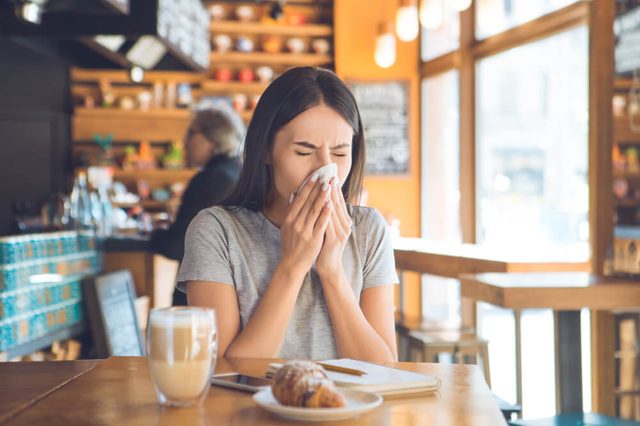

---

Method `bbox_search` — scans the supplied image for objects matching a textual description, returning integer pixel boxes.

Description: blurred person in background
[151,107,243,305]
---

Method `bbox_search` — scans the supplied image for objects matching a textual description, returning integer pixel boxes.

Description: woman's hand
[316,177,352,279]
[279,175,333,277]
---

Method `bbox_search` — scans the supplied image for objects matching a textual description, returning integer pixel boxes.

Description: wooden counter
[102,235,178,309]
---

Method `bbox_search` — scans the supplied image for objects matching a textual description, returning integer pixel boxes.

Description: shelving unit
[612,77,640,230]
[69,0,334,216]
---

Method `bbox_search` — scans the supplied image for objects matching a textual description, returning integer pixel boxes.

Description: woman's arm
[186,262,306,358]
[320,272,397,363]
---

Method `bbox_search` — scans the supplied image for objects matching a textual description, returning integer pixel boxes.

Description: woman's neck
[262,194,287,228]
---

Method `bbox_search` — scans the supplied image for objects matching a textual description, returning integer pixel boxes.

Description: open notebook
[266,359,440,396]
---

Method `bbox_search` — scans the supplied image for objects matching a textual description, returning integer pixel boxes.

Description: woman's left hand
[316,177,352,279]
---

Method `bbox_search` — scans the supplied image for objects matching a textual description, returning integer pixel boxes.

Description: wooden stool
[407,329,491,387]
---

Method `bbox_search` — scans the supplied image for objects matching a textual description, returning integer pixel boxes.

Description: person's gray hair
[190,108,244,156]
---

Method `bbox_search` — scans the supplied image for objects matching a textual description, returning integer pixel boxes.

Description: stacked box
[0,299,84,352]
[0,231,99,353]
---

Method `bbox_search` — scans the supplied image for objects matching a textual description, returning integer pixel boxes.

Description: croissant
[271,361,346,408]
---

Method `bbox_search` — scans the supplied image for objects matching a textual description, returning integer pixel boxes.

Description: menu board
[350,81,410,175]
[84,270,144,357]
[615,5,640,76]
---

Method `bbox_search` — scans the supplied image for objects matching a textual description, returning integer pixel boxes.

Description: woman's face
[269,103,354,205]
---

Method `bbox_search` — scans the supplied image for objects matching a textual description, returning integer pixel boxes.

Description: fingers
[313,197,333,236]
[304,180,331,228]
[330,177,351,232]
[285,173,320,223]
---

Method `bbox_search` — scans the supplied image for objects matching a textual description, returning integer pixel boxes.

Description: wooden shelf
[615,78,634,91]
[73,108,191,142]
[75,108,190,120]
[615,115,640,144]
[210,20,332,37]
[71,68,205,85]
[210,51,332,66]
[113,169,197,181]
[201,80,269,95]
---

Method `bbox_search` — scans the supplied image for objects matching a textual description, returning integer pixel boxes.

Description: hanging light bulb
[374,21,396,68]
[419,0,443,30]
[452,0,472,12]
[396,0,419,42]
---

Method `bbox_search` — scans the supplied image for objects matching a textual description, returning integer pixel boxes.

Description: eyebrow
[293,141,351,150]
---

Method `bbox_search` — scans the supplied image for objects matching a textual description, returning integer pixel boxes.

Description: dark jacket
[150,153,240,263]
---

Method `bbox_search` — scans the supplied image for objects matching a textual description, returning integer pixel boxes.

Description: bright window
[475,25,589,257]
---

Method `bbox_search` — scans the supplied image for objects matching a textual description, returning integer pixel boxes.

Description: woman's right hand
[279,175,333,277]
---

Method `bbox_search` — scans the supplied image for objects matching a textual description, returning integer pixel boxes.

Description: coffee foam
[149,309,214,329]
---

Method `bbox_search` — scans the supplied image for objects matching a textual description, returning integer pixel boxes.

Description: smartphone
[211,372,271,393]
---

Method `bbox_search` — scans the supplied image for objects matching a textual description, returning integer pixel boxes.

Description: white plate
[253,388,382,422]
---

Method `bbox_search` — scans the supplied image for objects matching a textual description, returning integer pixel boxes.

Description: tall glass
[146,307,217,407]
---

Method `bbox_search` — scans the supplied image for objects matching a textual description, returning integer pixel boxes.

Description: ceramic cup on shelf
[235,5,255,22]
[286,37,306,54]
[232,94,248,113]
[262,35,283,54]
[235,36,254,53]
[213,34,232,53]
[256,66,274,83]
[311,39,330,55]
[215,68,233,82]
[208,4,226,21]
[237,68,255,83]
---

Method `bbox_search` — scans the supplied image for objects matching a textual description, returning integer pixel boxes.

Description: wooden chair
[406,328,492,388]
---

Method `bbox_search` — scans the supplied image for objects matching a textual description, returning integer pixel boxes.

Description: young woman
[176,67,399,363]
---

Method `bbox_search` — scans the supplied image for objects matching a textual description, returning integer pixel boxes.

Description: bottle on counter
[70,172,94,230]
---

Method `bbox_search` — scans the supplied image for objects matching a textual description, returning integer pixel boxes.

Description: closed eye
[332,153,347,157]
[295,151,313,156]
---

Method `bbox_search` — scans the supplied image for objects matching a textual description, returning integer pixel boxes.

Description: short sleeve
[362,208,400,289]
[175,208,235,292]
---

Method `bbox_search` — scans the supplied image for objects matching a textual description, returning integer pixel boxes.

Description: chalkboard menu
[350,81,410,175]
[84,270,144,357]
[615,5,640,76]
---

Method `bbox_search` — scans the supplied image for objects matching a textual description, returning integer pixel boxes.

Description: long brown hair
[222,67,365,211]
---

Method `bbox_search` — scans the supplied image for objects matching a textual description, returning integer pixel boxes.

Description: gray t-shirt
[176,205,399,360]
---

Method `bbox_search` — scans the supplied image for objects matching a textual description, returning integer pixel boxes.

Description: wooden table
[393,238,589,319]
[460,272,640,415]
[0,360,99,424]
[1,356,507,425]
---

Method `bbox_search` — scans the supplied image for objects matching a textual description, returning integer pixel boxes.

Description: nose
[316,148,332,168]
